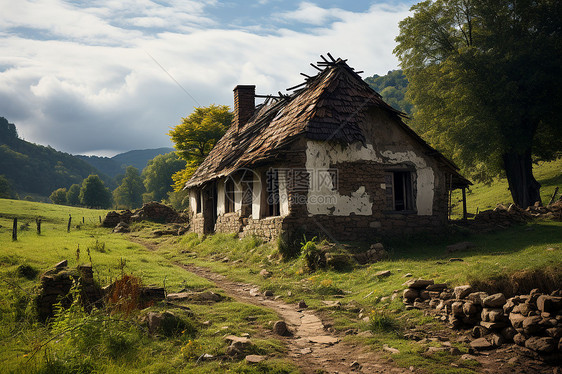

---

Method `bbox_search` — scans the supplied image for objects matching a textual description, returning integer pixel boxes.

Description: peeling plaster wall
[216,179,225,216]
[305,140,435,216]
[189,190,197,215]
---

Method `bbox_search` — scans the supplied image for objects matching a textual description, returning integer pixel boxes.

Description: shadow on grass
[385,221,561,261]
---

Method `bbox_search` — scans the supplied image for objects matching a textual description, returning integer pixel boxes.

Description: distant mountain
[0,116,114,197]
[77,147,175,178]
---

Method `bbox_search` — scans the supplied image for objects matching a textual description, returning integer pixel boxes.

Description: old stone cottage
[185,56,470,241]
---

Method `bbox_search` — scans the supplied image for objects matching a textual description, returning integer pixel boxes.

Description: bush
[300,237,325,272]
[17,264,39,279]
[368,309,400,333]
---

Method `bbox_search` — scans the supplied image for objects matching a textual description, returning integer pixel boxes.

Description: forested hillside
[0,117,114,197]
[365,70,413,115]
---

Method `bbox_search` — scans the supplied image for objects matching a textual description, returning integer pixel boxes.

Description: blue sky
[0,0,416,156]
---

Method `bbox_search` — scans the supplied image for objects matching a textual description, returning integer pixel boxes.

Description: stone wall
[190,214,205,235]
[403,279,562,355]
[215,213,243,234]
[240,217,284,241]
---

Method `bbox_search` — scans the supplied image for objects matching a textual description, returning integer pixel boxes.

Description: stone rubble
[402,279,562,357]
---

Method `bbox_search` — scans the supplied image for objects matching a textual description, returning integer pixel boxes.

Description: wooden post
[448,174,453,220]
[99,216,101,223]
[36,218,41,235]
[82,217,85,224]
[12,218,17,241]
[67,215,72,233]
[462,187,467,220]
[548,187,559,206]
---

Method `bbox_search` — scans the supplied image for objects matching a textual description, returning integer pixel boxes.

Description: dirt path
[179,262,409,374]
[131,238,407,374]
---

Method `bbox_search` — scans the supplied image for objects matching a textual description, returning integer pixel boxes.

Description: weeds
[368,309,400,334]
[300,237,325,272]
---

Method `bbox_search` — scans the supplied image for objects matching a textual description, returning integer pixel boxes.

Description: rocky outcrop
[103,202,188,228]
[402,280,562,356]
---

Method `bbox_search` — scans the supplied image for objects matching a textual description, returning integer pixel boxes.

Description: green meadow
[0,158,560,373]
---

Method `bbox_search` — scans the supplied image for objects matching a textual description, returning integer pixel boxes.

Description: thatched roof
[185,56,470,189]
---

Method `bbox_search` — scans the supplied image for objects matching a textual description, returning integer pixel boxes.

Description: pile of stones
[36,260,166,320]
[403,279,562,355]
[103,202,188,228]
[354,243,389,265]
[36,260,103,321]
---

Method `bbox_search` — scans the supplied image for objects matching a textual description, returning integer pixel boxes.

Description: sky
[0,0,416,156]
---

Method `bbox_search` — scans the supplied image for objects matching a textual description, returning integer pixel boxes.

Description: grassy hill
[452,158,562,217]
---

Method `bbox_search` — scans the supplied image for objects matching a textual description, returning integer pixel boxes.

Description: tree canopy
[365,70,413,115]
[0,175,14,199]
[66,184,81,206]
[49,188,67,205]
[142,152,186,202]
[113,166,145,209]
[394,0,562,207]
[79,175,113,209]
[168,105,233,191]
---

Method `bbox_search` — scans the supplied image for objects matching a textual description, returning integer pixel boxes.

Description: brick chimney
[233,85,255,131]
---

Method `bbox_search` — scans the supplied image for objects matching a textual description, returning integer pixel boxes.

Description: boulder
[513,333,527,346]
[524,336,556,354]
[512,303,534,316]
[273,320,289,336]
[426,283,448,292]
[375,270,392,278]
[509,313,526,329]
[405,279,434,289]
[536,295,562,313]
[451,301,465,317]
[546,327,562,339]
[463,302,479,316]
[403,288,419,300]
[482,293,506,308]
[522,315,544,335]
[259,269,272,278]
[454,285,474,299]
[481,308,506,322]
[467,292,489,306]
[501,326,517,341]
[470,337,495,350]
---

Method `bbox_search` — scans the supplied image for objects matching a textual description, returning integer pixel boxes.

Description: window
[265,169,280,217]
[385,171,415,211]
[196,190,202,213]
[225,178,235,213]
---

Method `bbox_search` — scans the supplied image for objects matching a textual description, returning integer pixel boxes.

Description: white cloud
[0,0,411,155]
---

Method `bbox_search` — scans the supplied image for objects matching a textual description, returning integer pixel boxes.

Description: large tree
[79,175,113,209]
[168,105,233,191]
[394,0,562,207]
[0,175,14,199]
[142,152,186,202]
[113,166,145,209]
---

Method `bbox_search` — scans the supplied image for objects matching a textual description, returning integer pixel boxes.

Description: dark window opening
[196,190,202,213]
[266,169,280,217]
[386,171,415,211]
[225,178,235,213]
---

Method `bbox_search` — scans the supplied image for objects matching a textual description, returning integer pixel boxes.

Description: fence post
[12,218,17,241]
[36,218,41,235]
[82,217,85,224]
[67,215,72,233]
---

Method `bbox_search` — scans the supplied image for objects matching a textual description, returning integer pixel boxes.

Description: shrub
[300,237,325,272]
[368,309,400,333]
[17,264,39,279]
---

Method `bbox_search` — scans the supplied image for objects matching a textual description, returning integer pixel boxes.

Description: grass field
[0,158,560,373]
[451,157,562,217]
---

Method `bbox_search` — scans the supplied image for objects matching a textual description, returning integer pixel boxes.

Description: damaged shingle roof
[185,56,470,189]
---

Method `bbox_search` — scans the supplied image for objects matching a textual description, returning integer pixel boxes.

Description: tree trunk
[503,150,541,208]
